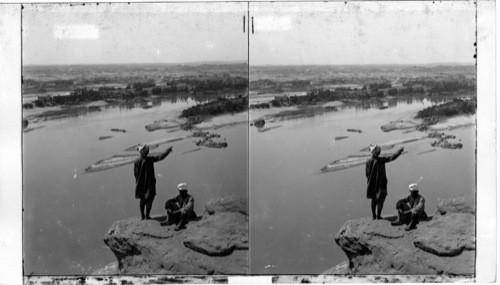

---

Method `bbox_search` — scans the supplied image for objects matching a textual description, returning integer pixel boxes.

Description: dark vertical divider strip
[246,1,251,274]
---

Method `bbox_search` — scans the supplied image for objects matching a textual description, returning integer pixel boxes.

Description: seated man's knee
[396,200,405,209]
[164,202,171,210]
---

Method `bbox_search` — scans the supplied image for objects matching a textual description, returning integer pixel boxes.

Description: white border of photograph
[0,1,496,284]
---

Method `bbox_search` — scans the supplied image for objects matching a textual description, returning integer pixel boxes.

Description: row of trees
[131,79,156,91]
[366,81,392,91]
[192,78,248,91]
[403,79,476,93]
[386,86,425,96]
[416,98,476,119]
[180,96,248,118]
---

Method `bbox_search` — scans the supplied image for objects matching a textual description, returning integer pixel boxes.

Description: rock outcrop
[332,196,475,276]
[103,195,248,275]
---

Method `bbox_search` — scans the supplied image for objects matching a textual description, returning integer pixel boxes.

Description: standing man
[134,144,173,220]
[162,183,197,231]
[391,183,427,231]
[365,144,404,220]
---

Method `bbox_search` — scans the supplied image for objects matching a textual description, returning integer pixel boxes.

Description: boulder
[183,212,248,256]
[436,196,475,215]
[413,214,475,256]
[102,196,248,275]
[332,196,475,275]
[203,195,248,216]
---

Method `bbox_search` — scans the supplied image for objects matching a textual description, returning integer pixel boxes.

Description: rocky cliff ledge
[102,195,248,275]
[329,196,475,276]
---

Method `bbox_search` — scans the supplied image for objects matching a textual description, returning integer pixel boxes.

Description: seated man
[391,183,428,231]
[161,183,197,231]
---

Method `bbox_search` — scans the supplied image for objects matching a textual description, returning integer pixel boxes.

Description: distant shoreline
[22,62,475,68]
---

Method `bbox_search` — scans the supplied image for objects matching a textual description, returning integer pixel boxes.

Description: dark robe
[134,150,170,199]
[365,149,403,199]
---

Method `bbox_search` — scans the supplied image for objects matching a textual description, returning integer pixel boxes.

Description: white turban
[177,183,188,191]
[137,144,149,154]
[408,183,420,192]
[369,144,381,156]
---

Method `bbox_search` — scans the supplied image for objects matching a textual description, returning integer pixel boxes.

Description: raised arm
[152,146,173,162]
[380,147,404,163]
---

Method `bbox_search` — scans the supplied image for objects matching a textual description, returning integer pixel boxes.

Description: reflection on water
[249,96,475,274]
[23,99,248,275]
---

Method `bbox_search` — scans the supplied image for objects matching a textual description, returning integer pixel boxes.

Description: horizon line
[23,61,476,68]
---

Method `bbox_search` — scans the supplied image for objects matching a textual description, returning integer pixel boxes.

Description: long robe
[365,149,403,199]
[134,150,170,199]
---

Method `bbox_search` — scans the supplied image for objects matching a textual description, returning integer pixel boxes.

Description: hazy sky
[250,2,476,65]
[23,3,248,65]
[23,2,475,66]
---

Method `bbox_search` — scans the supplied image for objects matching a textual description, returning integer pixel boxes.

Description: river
[23,95,475,275]
[23,98,248,275]
[249,96,475,274]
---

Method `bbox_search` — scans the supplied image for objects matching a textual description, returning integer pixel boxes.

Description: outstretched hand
[167,146,173,153]
[399,147,405,153]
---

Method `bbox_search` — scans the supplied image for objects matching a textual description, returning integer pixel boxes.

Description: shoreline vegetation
[179,96,248,130]
[415,98,476,130]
